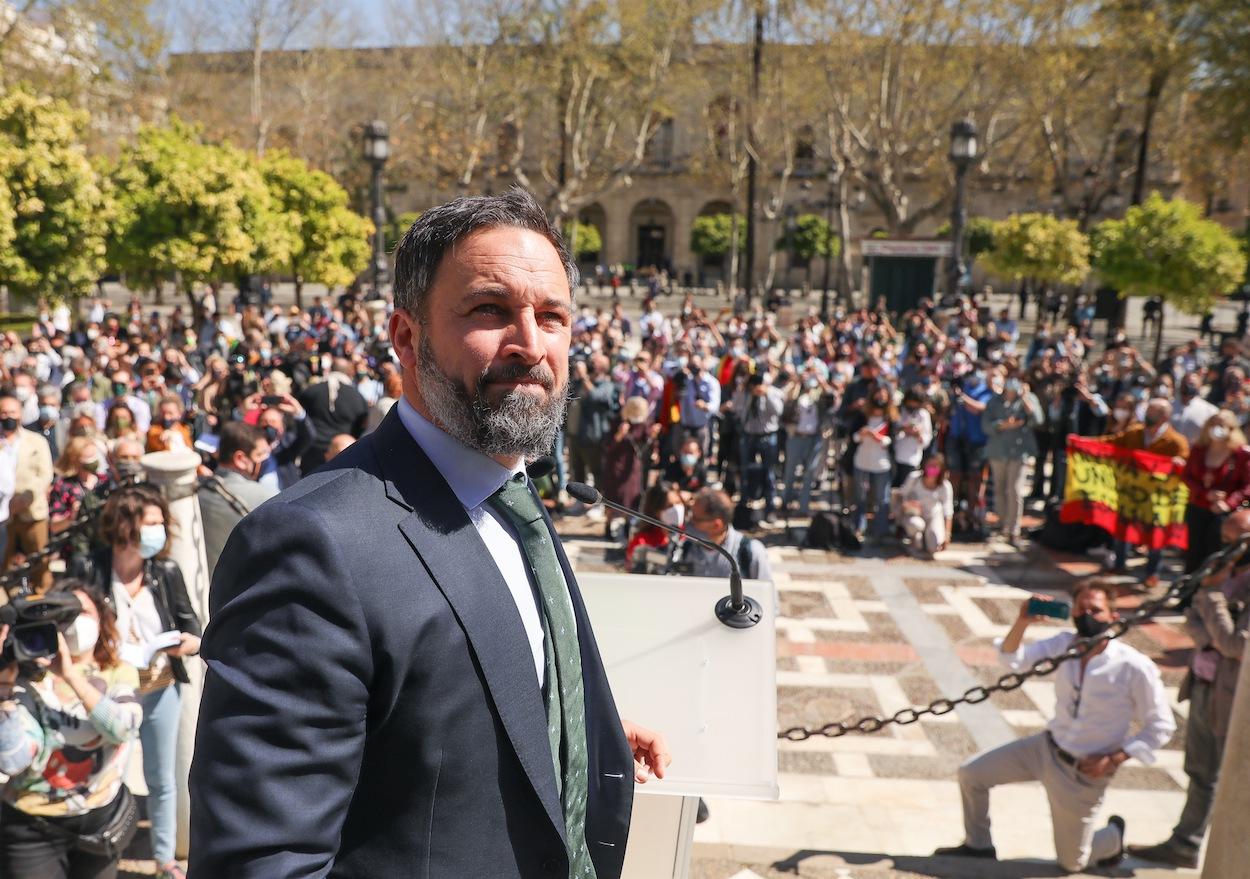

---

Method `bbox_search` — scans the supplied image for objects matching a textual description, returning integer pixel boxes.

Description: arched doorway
[630,199,675,272]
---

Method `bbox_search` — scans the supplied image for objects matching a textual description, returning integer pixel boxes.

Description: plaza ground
[561,508,1205,879]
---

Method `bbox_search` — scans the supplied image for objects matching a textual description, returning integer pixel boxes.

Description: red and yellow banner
[1060,435,1189,550]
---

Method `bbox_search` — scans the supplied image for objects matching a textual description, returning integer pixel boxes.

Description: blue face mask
[680,453,699,468]
[138,524,166,559]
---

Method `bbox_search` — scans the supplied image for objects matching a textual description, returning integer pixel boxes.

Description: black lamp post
[362,120,390,300]
[947,119,978,296]
[1079,167,1098,227]
[820,167,837,322]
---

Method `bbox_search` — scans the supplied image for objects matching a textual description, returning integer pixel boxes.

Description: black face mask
[0,417,17,434]
[1074,613,1111,639]
[263,426,280,443]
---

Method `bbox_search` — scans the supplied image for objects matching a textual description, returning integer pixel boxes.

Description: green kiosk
[862,238,953,315]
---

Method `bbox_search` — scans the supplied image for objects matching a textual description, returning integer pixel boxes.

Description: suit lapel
[369,410,567,843]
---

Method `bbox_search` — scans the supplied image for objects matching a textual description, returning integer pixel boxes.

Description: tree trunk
[294,276,304,310]
[1131,68,1168,206]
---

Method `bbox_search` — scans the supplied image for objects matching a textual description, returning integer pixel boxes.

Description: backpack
[732,501,761,531]
[804,510,861,552]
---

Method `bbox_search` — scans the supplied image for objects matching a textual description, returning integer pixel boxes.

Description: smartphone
[261,395,284,406]
[1027,597,1072,621]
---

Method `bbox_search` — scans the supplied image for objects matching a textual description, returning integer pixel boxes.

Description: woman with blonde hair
[49,436,111,535]
[1181,409,1250,572]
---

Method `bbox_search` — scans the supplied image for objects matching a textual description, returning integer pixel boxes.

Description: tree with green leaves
[776,214,840,261]
[386,211,422,252]
[980,213,1090,287]
[260,150,373,307]
[0,86,111,305]
[106,118,295,308]
[1092,193,1247,358]
[691,213,747,260]
[936,217,996,260]
[563,221,602,261]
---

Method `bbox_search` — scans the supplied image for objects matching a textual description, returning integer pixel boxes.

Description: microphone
[566,481,762,629]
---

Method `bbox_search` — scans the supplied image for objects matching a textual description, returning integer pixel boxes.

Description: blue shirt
[948,380,992,445]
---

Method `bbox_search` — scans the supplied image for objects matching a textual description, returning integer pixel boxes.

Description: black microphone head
[526,455,556,480]
[566,482,601,505]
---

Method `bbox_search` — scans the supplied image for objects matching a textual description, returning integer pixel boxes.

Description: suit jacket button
[541,855,562,873]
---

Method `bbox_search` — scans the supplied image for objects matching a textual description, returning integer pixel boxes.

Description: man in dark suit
[190,189,669,878]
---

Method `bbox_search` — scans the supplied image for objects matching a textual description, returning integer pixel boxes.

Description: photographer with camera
[0,578,143,879]
[68,484,200,879]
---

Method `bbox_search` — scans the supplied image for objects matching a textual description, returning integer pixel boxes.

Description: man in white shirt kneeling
[934,581,1176,872]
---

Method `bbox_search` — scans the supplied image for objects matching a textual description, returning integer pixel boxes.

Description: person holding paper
[69,483,201,879]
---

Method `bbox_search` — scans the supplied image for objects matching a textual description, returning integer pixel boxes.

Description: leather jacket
[69,549,202,685]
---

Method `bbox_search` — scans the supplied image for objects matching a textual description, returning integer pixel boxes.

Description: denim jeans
[782,433,822,513]
[1112,540,1161,577]
[739,433,780,513]
[854,468,893,537]
[140,684,181,865]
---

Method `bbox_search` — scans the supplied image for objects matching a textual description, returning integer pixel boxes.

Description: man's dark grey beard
[416,334,567,460]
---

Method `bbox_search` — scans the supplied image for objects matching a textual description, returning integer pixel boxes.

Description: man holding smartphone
[934,582,1175,872]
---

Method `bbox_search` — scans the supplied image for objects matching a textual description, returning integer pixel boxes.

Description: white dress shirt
[0,435,17,523]
[998,631,1175,764]
[396,397,556,688]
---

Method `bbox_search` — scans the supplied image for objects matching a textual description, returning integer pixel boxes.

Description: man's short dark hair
[694,488,734,525]
[218,421,264,466]
[391,187,579,316]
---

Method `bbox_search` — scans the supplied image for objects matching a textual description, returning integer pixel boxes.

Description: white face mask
[1113,408,1131,422]
[1210,425,1230,441]
[659,505,684,528]
[65,615,99,657]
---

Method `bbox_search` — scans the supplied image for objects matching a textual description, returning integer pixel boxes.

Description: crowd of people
[0,272,1245,875]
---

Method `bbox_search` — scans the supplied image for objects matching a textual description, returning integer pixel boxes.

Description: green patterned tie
[488,474,596,879]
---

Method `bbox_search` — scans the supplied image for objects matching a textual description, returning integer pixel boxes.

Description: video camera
[0,593,82,664]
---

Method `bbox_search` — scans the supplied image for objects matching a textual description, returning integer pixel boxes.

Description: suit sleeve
[189,499,372,878]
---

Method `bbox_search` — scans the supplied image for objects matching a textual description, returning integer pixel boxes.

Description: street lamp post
[947,119,978,297]
[820,167,837,322]
[362,120,390,300]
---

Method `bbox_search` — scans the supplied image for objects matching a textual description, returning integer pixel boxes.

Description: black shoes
[1095,815,1127,868]
[932,843,997,859]
[1126,840,1199,869]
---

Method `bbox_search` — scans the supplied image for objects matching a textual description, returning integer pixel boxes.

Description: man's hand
[279,393,304,418]
[621,719,671,784]
[1077,750,1128,779]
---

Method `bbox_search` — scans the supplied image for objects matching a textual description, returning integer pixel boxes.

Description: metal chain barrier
[778,532,1250,741]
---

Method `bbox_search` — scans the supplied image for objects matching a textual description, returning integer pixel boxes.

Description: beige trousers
[989,456,1032,538]
[958,731,1121,872]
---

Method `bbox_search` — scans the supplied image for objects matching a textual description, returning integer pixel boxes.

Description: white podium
[577,572,779,879]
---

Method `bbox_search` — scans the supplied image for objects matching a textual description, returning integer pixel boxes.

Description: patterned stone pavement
[120,512,1201,878]
[559,510,1204,879]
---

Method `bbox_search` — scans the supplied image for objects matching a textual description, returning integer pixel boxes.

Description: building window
[646,117,674,169]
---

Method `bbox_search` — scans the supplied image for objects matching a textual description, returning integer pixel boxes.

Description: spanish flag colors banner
[1060,435,1190,551]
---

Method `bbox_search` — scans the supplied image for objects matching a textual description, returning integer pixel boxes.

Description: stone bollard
[1201,637,1250,878]
[141,450,210,861]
